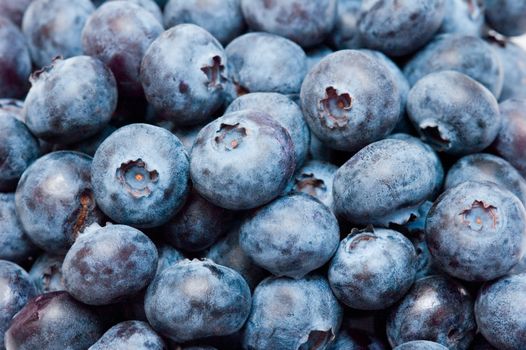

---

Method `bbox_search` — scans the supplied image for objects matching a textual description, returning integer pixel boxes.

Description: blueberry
[0,0,32,27]
[358,0,446,56]
[329,0,363,50]
[306,45,334,71]
[29,253,65,294]
[0,16,31,98]
[242,275,343,350]
[108,0,163,23]
[0,99,24,121]
[333,137,443,226]
[489,37,526,101]
[145,259,251,342]
[485,0,526,36]
[328,328,387,350]
[15,151,106,254]
[5,291,104,350]
[141,24,227,126]
[89,320,166,350]
[170,124,203,152]
[300,50,400,152]
[387,275,476,350]
[190,110,295,210]
[240,0,337,48]
[407,71,501,155]
[439,0,484,36]
[394,341,449,350]
[24,56,117,144]
[52,125,118,157]
[154,241,184,275]
[82,1,163,96]
[164,0,245,45]
[91,123,190,227]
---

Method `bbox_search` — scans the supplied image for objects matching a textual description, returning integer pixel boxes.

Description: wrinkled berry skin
[22,0,95,68]
[485,0,526,36]
[5,291,104,350]
[407,71,501,155]
[62,224,158,305]
[141,24,227,126]
[92,123,190,227]
[328,328,387,350]
[427,181,526,281]
[333,137,443,226]
[490,39,526,101]
[439,0,484,36]
[243,275,343,350]
[329,227,416,310]
[109,0,163,23]
[394,341,449,350]
[0,16,31,98]
[404,35,504,98]
[82,1,163,96]
[226,92,310,167]
[475,273,526,350]
[29,254,65,294]
[164,0,245,44]
[445,153,526,205]
[24,56,117,144]
[0,260,37,348]
[329,0,362,50]
[301,50,400,152]
[161,189,233,252]
[240,0,337,48]
[240,194,340,279]
[89,320,166,350]
[387,275,476,350]
[0,0,32,27]
[145,259,251,343]
[358,0,445,56]
[15,151,106,254]
[190,110,295,210]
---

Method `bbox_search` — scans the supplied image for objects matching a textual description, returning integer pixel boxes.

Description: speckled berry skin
[109,0,163,23]
[226,92,310,168]
[164,0,245,44]
[394,341,449,350]
[333,137,443,226]
[0,260,37,348]
[327,328,387,350]
[329,227,416,310]
[407,71,501,155]
[145,259,251,343]
[29,254,65,294]
[445,153,526,205]
[24,56,117,144]
[190,110,295,210]
[22,0,94,68]
[439,0,484,36]
[240,0,337,48]
[89,321,166,350]
[330,0,362,50]
[0,0,33,27]
[300,50,400,152]
[485,0,526,36]
[243,275,343,350]
[426,181,526,281]
[358,0,445,56]
[0,16,31,99]
[475,273,526,350]
[490,39,526,102]
[82,1,163,96]
[91,123,190,227]
[404,35,504,98]
[141,24,227,126]
[387,275,476,350]
[5,291,104,350]
[15,151,106,254]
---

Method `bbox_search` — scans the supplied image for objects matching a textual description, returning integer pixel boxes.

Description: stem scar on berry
[318,86,352,129]
[116,159,159,198]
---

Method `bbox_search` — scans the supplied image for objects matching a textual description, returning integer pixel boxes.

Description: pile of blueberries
[2,0,526,349]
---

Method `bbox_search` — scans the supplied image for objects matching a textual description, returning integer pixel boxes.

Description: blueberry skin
[154,241,184,276]
[306,46,334,72]
[394,341,448,350]
[89,320,166,350]
[0,99,24,121]
[24,56,117,144]
[387,275,476,350]
[240,193,340,279]
[22,0,95,68]
[0,260,37,349]
[82,1,163,97]
[439,0,484,36]
[164,0,245,45]
[403,35,504,98]
[108,0,163,23]
[445,153,526,206]
[407,71,501,155]
[333,137,443,226]
[475,273,526,350]
[243,275,343,350]
[240,0,337,48]
[15,151,106,254]
[358,0,445,57]
[485,0,526,36]
[145,259,251,342]
[300,50,400,152]
[29,254,65,294]
[141,24,227,127]
[489,39,526,101]
[0,16,31,98]
[225,32,307,101]
[4,291,104,350]
[190,110,295,210]
[327,328,387,350]
[426,181,526,281]
[226,92,310,167]
[92,123,190,227]
[329,0,363,50]
[53,125,117,157]
[0,0,32,27]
